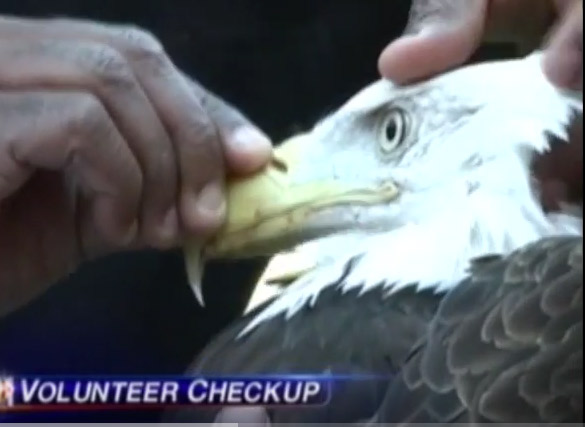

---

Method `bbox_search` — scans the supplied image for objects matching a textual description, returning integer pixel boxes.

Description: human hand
[0,16,272,316]
[378,0,582,90]
[543,1,583,90]
[378,0,582,211]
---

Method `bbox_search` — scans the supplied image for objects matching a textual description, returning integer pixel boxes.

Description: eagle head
[185,52,582,330]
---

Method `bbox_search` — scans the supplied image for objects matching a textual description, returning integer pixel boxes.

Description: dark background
[0,0,412,421]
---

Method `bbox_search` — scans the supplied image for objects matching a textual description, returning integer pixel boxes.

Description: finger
[0,39,179,248]
[114,50,270,234]
[0,90,142,251]
[127,69,230,236]
[553,0,580,15]
[0,16,273,173]
[483,0,556,49]
[167,76,272,236]
[543,0,583,90]
[1,17,272,235]
[186,78,272,174]
[1,18,243,234]
[378,0,488,83]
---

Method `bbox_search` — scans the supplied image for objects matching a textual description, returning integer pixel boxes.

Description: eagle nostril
[271,156,289,173]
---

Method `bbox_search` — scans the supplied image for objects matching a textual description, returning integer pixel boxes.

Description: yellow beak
[203,133,400,257]
[182,133,399,305]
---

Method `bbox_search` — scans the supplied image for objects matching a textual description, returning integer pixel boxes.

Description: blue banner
[0,375,331,411]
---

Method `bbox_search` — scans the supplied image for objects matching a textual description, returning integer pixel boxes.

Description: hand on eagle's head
[0,16,272,317]
[379,0,583,212]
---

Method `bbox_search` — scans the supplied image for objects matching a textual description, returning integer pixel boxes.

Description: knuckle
[407,0,472,32]
[81,44,136,90]
[184,79,248,131]
[119,26,164,54]
[181,116,223,162]
[66,93,113,141]
[201,92,247,132]
[111,25,169,70]
[198,90,226,116]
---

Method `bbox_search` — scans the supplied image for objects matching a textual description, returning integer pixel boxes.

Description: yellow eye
[379,109,407,154]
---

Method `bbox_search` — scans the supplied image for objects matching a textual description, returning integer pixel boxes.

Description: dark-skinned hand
[0,16,273,316]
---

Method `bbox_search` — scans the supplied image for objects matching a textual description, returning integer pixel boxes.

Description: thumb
[543,0,583,91]
[378,0,488,84]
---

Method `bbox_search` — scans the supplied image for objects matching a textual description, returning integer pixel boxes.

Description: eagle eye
[379,108,407,154]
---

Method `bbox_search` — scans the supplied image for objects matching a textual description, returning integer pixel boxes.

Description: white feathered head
[185,52,582,330]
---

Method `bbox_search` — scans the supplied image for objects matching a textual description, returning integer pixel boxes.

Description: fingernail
[191,182,226,230]
[159,207,179,244]
[417,24,449,38]
[228,127,272,154]
[404,20,440,37]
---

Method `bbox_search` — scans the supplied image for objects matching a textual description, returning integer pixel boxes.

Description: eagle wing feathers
[375,236,582,424]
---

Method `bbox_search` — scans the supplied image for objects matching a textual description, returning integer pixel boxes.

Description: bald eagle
[171,52,583,424]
